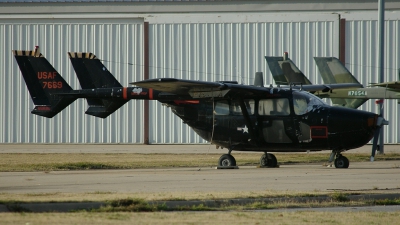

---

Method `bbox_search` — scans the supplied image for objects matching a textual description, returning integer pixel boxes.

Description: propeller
[370,99,389,162]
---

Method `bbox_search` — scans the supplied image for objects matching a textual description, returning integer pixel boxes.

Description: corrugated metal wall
[342,12,400,143]
[146,13,340,143]
[6,12,398,144]
[0,18,145,143]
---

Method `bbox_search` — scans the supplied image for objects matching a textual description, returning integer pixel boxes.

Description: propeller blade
[370,127,381,162]
[371,115,389,162]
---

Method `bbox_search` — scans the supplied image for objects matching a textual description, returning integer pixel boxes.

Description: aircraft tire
[218,154,236,167]
[334,156,349,168]
[260,153,278,167]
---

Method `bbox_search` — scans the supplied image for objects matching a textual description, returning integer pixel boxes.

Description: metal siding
[0,18,144,143]
[1,13,345,144]
[344,12,400,143]
[148,14,339,143]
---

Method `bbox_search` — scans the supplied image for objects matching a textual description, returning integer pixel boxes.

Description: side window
[214,100,229,115]
[230,99,255,115]
[258,98,290,116]
[230,101,242,115]
[246,99,255,115]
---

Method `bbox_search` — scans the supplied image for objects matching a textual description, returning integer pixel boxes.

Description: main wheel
[218,154,236,167]
[334,156,349,168]
[260,153,278,167]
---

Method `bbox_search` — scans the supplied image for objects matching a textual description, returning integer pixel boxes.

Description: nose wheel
[260,153,278,167]
[334,155,349,168]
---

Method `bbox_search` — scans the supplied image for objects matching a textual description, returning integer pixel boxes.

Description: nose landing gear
[334,155,349,168]
[329,151,350,168]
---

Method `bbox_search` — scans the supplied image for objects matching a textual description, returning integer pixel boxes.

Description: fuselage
[165,89,378,152]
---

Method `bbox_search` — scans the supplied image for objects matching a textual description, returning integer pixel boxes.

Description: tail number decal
[38,72,63,89]
[42,81,63,89]
[348,90,366,96]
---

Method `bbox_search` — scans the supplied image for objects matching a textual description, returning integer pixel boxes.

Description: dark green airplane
[265,53,400,108]
[13,47,387,169]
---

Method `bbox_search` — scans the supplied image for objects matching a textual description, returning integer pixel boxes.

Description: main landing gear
[329,151,350,168]
[218,154,236,167]
[217,150,278,168]
[260,152,278,167]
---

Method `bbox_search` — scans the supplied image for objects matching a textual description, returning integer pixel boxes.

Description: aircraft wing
[289,83,363,92]
[131,78,267,98]
[132,78,363,99]
[370,81,400,91]
[132,78,223,95]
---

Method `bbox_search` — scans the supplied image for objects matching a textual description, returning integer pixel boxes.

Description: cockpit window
[258,98,290,116]
[293,91,326,115]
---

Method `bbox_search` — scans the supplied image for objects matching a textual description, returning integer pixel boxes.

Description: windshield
[293,91,326,115]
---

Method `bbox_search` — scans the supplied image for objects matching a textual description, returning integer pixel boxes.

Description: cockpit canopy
[293,91,327,115]
[214,90,326,116]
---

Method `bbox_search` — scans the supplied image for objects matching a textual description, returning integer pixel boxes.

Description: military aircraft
[266,53,400,107]
[13,47,386,168]
[265,53,391,160]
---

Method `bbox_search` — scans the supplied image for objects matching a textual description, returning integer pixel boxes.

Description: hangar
[1,0,399,144]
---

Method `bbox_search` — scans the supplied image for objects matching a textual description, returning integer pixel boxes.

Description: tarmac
[0,143,399,154]
[0,144,399,212]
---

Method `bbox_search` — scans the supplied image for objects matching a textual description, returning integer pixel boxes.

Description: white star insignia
[237,125,249,133]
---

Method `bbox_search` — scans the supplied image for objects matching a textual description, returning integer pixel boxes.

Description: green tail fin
[265,55,312,85]
[314,57,367,109]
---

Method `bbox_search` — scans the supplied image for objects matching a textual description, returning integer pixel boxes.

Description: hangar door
[0,17,145,143]
[146,13,340,143]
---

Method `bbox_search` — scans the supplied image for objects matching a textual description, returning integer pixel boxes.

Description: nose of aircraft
[327,107,378,149]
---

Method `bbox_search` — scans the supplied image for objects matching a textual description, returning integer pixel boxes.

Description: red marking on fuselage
[36,106,51,111]
[310,126,328,138]
[149,88,153,100]
[174,100,199,105]
[123,87,128,100]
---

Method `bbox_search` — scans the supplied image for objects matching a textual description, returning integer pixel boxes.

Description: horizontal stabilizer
[13,47,76,118]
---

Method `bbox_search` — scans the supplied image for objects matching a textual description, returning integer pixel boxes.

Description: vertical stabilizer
[68,52,128,118]
[314,57,367,108]
[13,47,76,118]
[265,52,312,85]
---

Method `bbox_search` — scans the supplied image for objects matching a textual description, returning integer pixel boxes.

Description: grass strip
[1,211,400,225]
[1,152,400,172]
[4,196,399,213]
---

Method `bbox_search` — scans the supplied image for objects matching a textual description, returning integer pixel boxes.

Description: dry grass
[1,188,399,203]
[1,152,399,172]
[1,211,400,225]
[0,190,329,203]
